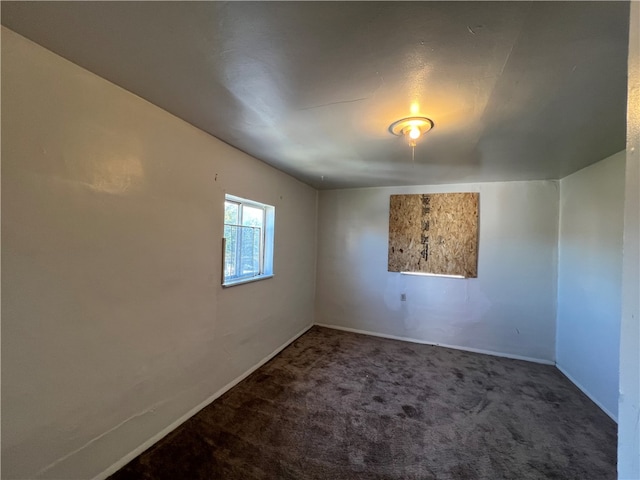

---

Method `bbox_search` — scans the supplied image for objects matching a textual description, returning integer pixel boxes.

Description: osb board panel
[388,193,479,277]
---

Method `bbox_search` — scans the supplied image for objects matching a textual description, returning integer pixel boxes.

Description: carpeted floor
[109,326,617,480]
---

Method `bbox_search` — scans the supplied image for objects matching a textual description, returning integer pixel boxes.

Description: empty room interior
[2,1,639,480]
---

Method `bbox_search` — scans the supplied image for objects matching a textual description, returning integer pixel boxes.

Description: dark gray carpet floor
[109,326,617,480]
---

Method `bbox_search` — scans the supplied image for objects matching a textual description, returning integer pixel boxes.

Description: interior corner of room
[1,1,638,479]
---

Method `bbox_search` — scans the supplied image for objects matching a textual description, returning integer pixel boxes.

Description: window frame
[222,194,275,287]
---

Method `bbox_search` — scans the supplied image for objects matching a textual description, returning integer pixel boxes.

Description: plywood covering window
[388,193,479,278]
[223,195,275,286]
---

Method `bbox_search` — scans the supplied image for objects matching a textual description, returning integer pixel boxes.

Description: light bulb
[409,126,421,140]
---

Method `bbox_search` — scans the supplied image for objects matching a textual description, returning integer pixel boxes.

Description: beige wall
[1,27,317,479]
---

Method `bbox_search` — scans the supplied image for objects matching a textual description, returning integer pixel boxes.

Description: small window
[223,194,274,286]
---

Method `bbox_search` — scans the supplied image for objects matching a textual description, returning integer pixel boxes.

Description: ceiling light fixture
[388,116,434,161]
[388,116,434,147]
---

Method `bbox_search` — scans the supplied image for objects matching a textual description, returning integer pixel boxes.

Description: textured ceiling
[1,1,629,189]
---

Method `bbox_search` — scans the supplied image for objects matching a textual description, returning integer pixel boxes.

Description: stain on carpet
[109,326,616,480]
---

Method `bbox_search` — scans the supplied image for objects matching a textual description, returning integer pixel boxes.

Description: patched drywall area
[556,151,626,421]
[1,28,317,480]
[315,181,559,362]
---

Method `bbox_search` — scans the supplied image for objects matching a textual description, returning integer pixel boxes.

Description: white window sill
[222,274,274,288]
[400,272,467,279]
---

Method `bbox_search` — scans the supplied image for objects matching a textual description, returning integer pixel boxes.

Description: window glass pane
[224,224,238,278]
[225,201,239,225]
[242,205,263,228]
[239,226,260,277]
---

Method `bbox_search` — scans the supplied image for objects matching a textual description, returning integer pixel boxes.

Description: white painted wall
[555,151,626,421]
[619,2,640,477]
[315,181,559,362]
[1,28,317,480]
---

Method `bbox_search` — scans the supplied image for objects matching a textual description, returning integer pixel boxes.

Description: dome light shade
[388,116,434,147]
